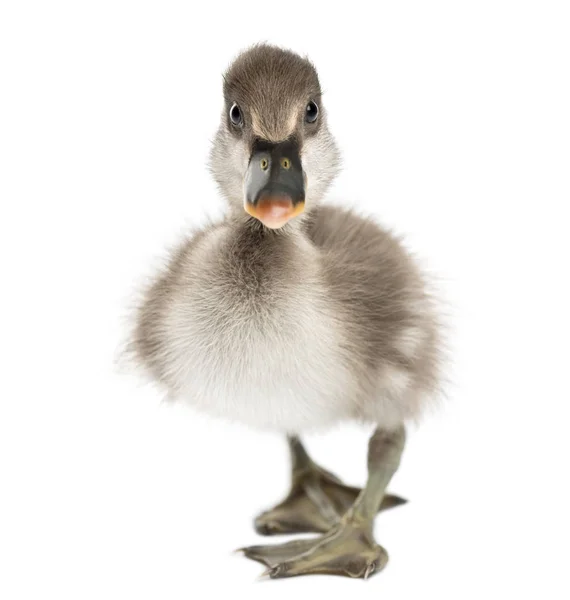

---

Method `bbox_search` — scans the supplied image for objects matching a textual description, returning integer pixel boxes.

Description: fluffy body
[131,207,441,433]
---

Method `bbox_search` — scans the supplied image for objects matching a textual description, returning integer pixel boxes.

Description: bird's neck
[227,209,311,246]
[222,210,317,285]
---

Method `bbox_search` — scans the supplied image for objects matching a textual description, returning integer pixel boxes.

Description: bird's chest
[166,283,354,432]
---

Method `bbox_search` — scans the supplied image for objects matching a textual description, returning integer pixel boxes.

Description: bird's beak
[244,138,305,229]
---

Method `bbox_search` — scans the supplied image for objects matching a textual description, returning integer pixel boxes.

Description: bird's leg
[241,427,406,579]
[254,435,405,536]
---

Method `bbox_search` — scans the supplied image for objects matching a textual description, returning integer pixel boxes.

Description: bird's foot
[240,517,388,579]
[254,463,405,535]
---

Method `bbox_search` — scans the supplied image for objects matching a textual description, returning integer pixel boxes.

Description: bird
[129,43,442,580]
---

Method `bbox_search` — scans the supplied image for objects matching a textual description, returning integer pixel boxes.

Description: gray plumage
[130,44,442,434]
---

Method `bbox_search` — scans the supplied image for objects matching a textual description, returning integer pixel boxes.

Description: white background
[1,1,569,598]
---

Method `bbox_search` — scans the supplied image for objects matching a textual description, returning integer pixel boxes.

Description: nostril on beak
[280,157,291,170]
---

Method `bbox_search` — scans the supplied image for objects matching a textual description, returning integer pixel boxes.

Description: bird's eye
[305,101,319,124]
[229,103,243,126]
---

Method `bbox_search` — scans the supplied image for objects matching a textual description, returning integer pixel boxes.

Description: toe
[240,537,320,568]
[253,494,332,536]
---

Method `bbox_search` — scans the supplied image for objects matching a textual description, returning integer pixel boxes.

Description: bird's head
[209,44,340,229]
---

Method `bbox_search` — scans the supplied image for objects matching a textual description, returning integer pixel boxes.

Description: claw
[364,561,376,580]
[259,565,285,580]
[254,520,277,535]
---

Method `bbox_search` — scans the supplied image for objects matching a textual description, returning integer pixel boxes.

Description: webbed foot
[241,518,388,579]
[254,463,405,535]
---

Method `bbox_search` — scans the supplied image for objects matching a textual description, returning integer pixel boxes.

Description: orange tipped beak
[245,194,305,229]
[244,138,305,229]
